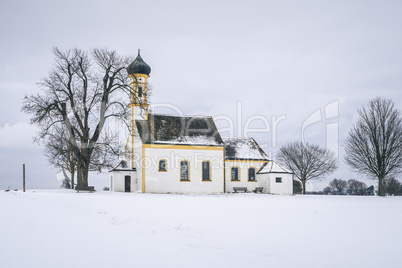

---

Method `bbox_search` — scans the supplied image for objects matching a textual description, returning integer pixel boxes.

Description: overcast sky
[1,0,401,190]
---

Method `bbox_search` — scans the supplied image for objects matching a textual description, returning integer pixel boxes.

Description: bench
[75,186,95,193]
[253,187,263,193]
[233,187,248,193]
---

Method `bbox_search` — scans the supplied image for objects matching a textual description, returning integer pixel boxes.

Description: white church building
[109,51,293,195]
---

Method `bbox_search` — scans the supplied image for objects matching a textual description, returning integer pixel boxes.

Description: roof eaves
[143,142,225,147]
[225,157,269,161]
[108,168,137,173]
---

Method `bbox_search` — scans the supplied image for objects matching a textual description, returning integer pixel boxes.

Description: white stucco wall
[142,145,225,194]
[255,173,270,193]
[110,170,138,192]
[224,160,267,192]
[269,173,293,195]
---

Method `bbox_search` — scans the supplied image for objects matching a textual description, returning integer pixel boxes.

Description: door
[125,176,131,192]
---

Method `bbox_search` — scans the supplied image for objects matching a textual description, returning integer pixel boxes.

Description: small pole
[23,164,26,192]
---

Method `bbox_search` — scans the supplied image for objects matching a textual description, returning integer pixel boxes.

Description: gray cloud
[1,0,402,190]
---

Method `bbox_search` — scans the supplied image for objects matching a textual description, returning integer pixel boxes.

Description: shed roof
[258,161,292,174]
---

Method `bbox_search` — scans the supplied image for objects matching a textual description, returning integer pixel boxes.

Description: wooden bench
[75,186,95,193]
[253,187,263,193]
[233,187,248,193]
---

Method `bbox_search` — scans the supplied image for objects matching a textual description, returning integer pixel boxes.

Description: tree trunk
[71,169,75,190]
[378,176,384,196]
[76,168,89,189]
[302,180,306,195]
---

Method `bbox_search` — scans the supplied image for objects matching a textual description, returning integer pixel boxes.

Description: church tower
[127,49,151,168]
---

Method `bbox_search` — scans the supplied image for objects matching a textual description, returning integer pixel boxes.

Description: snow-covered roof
[136,114,224,146]
[109,160,136,172]
[223,137,268,160]
[258,161,292,174]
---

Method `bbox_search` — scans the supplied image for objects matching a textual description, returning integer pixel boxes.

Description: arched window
[248,167,256,181]
[180,160,190,181]
[138,87,143,98]
[158,159,167,172]
[231,166,240,181]
[202,161,211,181]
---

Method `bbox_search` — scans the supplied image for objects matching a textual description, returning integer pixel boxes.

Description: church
[109,51,293,194]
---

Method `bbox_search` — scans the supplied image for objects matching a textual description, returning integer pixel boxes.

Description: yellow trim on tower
[142,145,145,193]
[131,105,135,168]
[223,148,226,193]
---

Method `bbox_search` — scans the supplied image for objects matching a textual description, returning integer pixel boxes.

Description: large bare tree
[23,47,133,189]
[277,141,337,194]
[344,97,402,196]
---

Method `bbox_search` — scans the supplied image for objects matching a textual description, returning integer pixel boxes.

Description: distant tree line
[321,178,402,196]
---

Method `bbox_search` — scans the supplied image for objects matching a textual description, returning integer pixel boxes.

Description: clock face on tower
[137,77,144,83]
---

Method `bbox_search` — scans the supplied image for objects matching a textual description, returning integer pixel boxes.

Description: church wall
[142,145,225,194]
[225,160,267,193]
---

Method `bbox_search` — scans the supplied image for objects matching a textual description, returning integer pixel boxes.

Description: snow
[224,137,267,159]
[259,161,291,174]
[154,135,221,145]
[1,190,401,268]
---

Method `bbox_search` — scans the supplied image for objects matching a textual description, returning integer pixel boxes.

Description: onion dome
[127,49,151,76]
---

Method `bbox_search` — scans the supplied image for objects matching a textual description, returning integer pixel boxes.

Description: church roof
[136,114,224,146]
[258,161,292,174]
[108,160,136,172]
[223,137,269,161]
[127,50,151,76]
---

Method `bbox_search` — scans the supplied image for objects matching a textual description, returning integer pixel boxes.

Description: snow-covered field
[1,191,401,268]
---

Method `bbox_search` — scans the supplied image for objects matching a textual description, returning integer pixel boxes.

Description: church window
[231,166,240,181]
[180,160,190,181]
[138,87,143,98]
[248,167,256,181]
[276,177,282,183]
[158,159,167,172]
[202,161,211,181]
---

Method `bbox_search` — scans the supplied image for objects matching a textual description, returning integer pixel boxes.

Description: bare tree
[43,126,77,188]
[23,48,133,189]
[329,179,348,195]
[277,141,337,194]
[382,177,401,196]
[344,97,402,196]
[347,179,367,196]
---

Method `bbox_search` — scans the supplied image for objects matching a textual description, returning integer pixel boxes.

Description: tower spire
[126,51,151,170]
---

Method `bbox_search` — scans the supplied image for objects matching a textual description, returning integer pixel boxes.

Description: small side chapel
[109,51,293,194]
